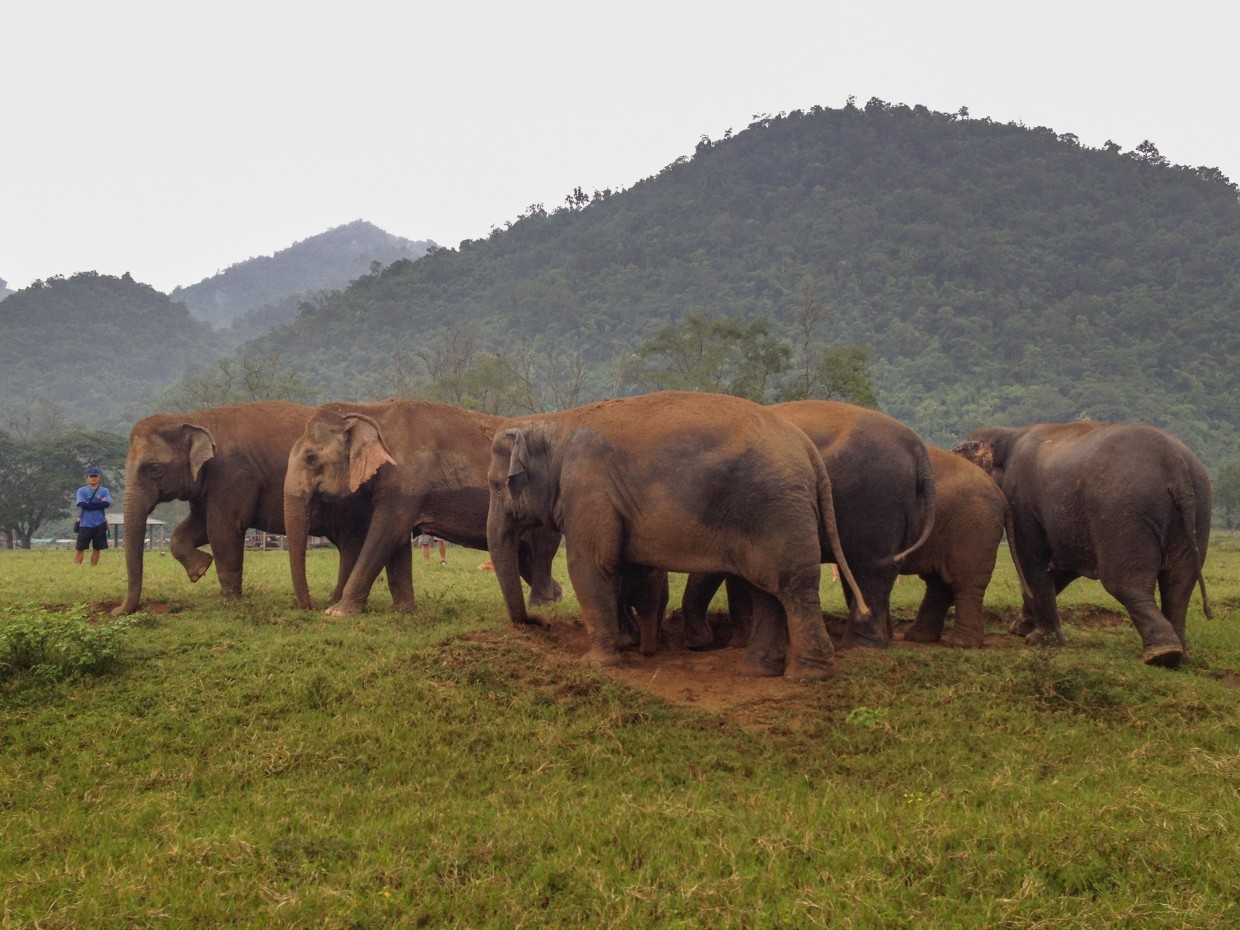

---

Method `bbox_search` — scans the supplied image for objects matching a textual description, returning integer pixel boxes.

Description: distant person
[415,533,447,566]
[74,466,111,566]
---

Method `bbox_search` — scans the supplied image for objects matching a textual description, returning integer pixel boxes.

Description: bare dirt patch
[500,607,1027,725]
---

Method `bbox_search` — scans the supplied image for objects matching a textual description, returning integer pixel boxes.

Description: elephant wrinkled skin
[899,446,1009,648]
[284,399,563,616]
[682,399,936,652]
[959,421,1212,667]
[112,401,388,616]
[486,391,870,681]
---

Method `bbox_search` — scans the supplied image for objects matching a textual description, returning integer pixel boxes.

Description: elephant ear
[183,424,216,481]
[505,428,530,496]
[952,440,995,475]
[343,414,398,493]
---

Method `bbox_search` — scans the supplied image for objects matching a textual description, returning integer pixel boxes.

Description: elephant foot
[514,614,552,631]
[387,598,417,614]
[683,625,719,651]
[1143,644,1184,668]
[902,623,942,644]
[183,552,214,584]
[838,629,888,651]
[528,587,564,608]
[325,600,365,617]
[1009,615,1035,637]
[111,601,138,617]
[741,655,785,678]
[941,628,984,649]
[1024,628,1066,647]
[584,646,623,668]
[784,656,835,682]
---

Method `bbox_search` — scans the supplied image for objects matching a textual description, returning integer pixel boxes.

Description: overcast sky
[3,1,1237,294]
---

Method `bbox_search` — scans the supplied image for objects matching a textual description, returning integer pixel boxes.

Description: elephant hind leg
[1103,575,1183,667]
[903,575,952,643]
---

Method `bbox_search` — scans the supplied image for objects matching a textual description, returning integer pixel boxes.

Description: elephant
[283,399,564,616]
[681,399,936,651]
[899,446,1009,648]
[958,422,1213,667]
[616,565,670,657]
[112,401,397,616]
[486,391,871,681]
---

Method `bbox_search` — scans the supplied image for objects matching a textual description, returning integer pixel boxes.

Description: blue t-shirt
[76,484,111,528]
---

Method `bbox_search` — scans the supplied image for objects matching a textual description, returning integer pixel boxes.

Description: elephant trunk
[488,502,538,627]
[113,480,152,616]
[284,487,314,610]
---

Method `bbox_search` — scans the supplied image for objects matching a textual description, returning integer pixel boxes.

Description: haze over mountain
[3,100,1237,470]
[172,220,433,333]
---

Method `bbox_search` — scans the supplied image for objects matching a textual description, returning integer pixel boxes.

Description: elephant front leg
[326,527,401,616]
[170,512,214,586]
[681,572,725,650]
[566,548,622,667]
[1020,567,1069,647]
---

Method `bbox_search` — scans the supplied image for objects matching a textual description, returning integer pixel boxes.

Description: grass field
[2,540,1239,929]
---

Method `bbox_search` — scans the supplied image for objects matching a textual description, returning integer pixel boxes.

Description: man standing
[74,466,111,566]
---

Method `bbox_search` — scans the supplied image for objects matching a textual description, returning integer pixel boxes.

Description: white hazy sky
[3,2,1237,294]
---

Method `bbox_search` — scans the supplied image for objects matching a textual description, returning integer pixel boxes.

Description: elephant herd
[112,393,1214,678]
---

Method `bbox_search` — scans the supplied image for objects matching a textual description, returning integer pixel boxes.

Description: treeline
[234,100,1240,464]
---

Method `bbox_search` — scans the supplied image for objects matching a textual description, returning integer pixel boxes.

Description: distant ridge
[172,220,433,330]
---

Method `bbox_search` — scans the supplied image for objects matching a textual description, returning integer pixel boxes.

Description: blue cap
[85,467,101,477]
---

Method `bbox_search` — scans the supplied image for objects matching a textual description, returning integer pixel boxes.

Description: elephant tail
[817,464,870,619]
[1002,501,1036,605]
[1169,480,1213,620]
[889,443,937,566]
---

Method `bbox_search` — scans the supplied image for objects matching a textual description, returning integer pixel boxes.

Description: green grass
[2,541,1239,929]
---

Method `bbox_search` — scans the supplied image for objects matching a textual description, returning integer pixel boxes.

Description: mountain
[172,220,433,331]
[0,272,223,430]
[236,101,1240,466]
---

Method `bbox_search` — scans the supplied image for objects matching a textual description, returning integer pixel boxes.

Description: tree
[163,347,317,410]
[1215,460,1240,530]
[630,314,791,402]
[780,278,878,408]
[0,426,127,548]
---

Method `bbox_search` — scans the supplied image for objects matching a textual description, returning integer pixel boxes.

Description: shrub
[0,603,135,685]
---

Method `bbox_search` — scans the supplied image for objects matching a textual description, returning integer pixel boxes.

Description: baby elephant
[959,422,1212,667]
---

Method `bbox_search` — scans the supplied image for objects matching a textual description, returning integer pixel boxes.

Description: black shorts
[76,524,110,551]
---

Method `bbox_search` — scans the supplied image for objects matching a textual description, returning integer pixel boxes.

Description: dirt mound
[504,609,1021,724]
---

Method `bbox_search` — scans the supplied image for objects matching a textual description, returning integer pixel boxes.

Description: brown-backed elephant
[899,446,1009,648]
[681,399,936,651]
[959,422,1212,667]
[486,391,870,681]
[111,401,394,616]
[283,399,564,616]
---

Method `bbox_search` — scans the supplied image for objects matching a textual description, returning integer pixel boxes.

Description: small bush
[0,603,135,685]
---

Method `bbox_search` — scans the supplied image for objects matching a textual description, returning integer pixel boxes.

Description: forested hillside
[238,101,1240,465]
[172,220,433,331]
[0,272,222,429]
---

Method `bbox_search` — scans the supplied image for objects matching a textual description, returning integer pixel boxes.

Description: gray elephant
[681,399,936,651]
[900,446,1009,648]
[486,391,870,681]
[112,401,398,616]
[959,422,1212,666]
[283,399,563,616]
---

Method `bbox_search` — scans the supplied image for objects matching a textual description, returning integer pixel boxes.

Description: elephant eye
[142,463,164,478]
[304,451,319,468]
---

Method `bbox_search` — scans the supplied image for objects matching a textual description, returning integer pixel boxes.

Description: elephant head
[954,426,1025,486]
[113,417,216,616]
[284,410,396,609]
[486,426,555,628]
